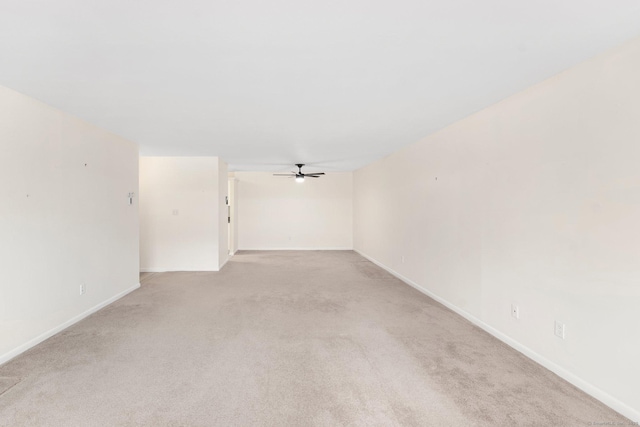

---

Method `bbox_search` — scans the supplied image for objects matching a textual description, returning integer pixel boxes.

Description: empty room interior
[1,1,640,425]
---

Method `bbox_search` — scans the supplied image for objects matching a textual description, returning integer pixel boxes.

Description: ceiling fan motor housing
[272,164,325,180]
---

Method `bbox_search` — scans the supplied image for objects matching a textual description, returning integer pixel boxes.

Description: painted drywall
[0,85,139,364]
[218,159,229,269]
[228,177,239,255]
[139,157,225,271]
[354,37,640,420]
[236,172,353,250]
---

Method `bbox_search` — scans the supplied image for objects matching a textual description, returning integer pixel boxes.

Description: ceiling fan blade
[273,174,295,176]
[305,173,325,176]
[307,175,320,178]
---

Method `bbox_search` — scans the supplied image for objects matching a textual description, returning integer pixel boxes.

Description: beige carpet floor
[0,251,629,426]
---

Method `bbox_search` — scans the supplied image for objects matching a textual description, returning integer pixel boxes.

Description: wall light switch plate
[511,304,519,319]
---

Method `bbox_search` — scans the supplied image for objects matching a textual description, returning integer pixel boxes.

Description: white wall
[0,85,139,364]
[218,159,229,268]
[139,156,226,271]
[354,37,640,420]
[228,176,239,255]
[237,172,353,250]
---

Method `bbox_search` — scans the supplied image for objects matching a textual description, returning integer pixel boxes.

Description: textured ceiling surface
[2,1,640,171]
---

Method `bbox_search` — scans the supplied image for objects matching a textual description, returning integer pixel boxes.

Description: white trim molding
[237,247,353,251]
[140,268,221,273]
[0,283,141,366]
[354,249,639,423]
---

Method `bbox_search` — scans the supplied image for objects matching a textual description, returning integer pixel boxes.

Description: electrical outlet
[172,209,179,216]
[554,321,565,339]
[79,284,86,295]
[401,255,405,263]
[511,304,519,319]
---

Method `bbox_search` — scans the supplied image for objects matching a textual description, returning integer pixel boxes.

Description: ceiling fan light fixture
[273,164,324,182]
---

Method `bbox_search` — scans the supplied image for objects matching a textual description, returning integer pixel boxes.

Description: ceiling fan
[273,164,325,182]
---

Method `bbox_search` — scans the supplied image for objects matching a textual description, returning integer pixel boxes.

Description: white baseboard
[0,283,141,367]
[140,268,218,272]
[238,247,353,251]
[354,249,639,423]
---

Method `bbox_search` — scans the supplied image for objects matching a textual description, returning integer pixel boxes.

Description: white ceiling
[2,1,640,172]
